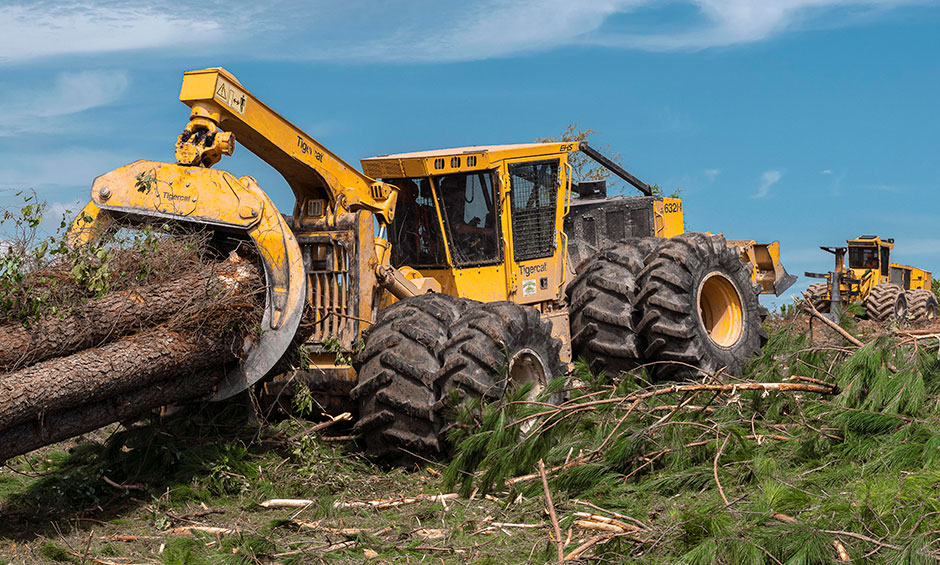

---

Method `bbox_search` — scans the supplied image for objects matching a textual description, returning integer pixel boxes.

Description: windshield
[385,177,447,268]
[435,171,501,266]
[848,246,878,270]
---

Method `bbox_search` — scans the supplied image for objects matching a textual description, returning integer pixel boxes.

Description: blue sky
[1,0,938,307]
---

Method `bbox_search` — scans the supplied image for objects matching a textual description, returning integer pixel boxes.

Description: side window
[387,177,448,268]
[508,160,558,262]
[880,247,889,277]
[436,171,501,266]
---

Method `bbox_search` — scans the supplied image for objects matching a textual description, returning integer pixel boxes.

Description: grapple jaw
[728,239,797,296]
[69,160,306,401]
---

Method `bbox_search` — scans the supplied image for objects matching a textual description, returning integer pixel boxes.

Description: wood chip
[165,525,235,536]
[260,498,314,508]
[333,492,459,509]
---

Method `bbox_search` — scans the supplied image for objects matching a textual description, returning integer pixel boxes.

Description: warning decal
[215,76,248,115]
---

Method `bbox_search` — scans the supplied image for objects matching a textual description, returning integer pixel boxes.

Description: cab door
[502,157,569,305]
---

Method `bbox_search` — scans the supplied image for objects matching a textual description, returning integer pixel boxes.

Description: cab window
[880,246,890,276]
[435,171,501,266]
[386,177,448,268]
[848,246,878,270]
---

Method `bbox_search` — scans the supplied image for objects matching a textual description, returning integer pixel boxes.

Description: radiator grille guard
[509,160,559,262]
[296,214,369,353]
[305,240,352,341]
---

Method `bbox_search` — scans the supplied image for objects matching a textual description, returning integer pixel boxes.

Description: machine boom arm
[177,68,397,224]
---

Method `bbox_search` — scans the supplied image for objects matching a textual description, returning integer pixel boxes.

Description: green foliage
[39,542,75,562]
[135,170,157,194]
[317,335,362,366]
[291,381,319,418]
[443,319,940,563]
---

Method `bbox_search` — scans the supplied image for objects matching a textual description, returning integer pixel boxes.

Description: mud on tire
[865,283,906,322]
[804,281,830,314]
[635,232,767,381]
[434,301,565,443]
[905,289,938,322]
[351,293,465,466]
[566,238,660,377]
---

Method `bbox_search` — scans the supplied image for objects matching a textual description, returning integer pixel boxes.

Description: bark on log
[0,371,221,463]
[0,260,260,371]
[0,327,241,431]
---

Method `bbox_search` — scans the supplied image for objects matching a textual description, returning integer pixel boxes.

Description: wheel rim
[896,295,907,319]
[698,272,744,348]
[508,348,548,435]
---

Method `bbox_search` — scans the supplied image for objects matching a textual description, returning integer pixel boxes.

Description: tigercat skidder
[69,67,795,463]
[804,235,936,323]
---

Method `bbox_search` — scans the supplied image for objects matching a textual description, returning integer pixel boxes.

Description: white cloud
[588,0,926,52]
[0,70,130,136]
[754,170,782,199]
[0,1,925,64]
[821,169,833,174]
[0,3,222,63]
[704,168,721,181]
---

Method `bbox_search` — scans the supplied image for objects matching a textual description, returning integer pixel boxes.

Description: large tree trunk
[0,327,241,431]
[0,371,221,463]
[0,260,259,371]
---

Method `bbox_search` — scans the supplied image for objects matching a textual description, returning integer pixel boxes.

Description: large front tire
[635,233,767,381]
[351,293,465,466]
[566,238,659,377]
[434,301,565,442]
[804,281,830,314]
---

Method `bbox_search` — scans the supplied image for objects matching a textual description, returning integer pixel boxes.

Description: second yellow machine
[71,68,794,464]
[804,235,936,323]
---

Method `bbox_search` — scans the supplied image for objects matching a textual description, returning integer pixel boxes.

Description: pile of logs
[0,255,264,462]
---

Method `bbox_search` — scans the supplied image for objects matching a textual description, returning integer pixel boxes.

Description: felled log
[0,259,259,370]
[0,327,241,431]
[0,370,220,463]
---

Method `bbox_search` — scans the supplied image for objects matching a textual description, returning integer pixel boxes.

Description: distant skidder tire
[905,289,938,322]
[351,293,465,466]
[804,281,830,314]
[566,238,660,376]
[434,301,565,442]
[865,283,907,322]
[635,232,767,381]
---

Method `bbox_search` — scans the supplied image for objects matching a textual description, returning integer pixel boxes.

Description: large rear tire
[804,281,830,314]
[905,289,938,322]
[566,238,659,376]
[865,283,906,322]
[351,293,465,467]
[635,233,767,381]
[434,301,565,442]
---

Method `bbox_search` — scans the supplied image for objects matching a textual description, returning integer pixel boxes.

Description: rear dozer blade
[728,240,797,296]
[69,159,306,400]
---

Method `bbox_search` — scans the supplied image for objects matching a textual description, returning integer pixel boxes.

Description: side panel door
[502,157,569,305]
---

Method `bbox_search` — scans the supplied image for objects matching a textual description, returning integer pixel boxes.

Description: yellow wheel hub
[698,272,744,348]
